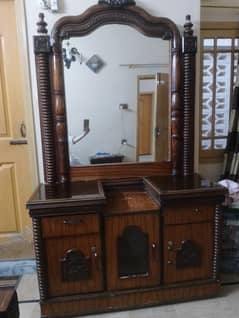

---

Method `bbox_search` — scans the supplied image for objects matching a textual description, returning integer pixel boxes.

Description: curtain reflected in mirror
[62,25,170,166]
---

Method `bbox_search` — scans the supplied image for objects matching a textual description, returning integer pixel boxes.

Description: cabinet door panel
[164,222,213,284]
[45,234,103,297]
[105,213,160,290]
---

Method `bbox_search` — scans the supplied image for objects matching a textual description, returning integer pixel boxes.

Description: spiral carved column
[34,13,57,183]
[212,205,222,281]
[32,217,48,300]
[183,15,197,175]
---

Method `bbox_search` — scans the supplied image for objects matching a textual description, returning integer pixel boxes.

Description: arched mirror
[63,26,170,166]
[34,0,196,183]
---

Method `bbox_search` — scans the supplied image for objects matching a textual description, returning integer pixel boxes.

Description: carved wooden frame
[34,2,197,183]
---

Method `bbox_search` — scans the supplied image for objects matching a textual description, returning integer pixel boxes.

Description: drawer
[164,205,214,225]
[42,214,100,238]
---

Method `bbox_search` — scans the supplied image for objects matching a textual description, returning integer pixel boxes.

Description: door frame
[136,75,156,162]
[14,0,39,187]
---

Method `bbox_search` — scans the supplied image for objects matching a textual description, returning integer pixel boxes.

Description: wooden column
[170,37,183,176]
[34,13,57,184]
[183,15,197,175]
[51,46,70,183]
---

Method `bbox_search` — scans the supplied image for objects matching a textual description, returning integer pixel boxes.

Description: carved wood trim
[212,205,222,281]
[183,15,197,175]
[34,5,196,182]
[34,14,57,184]
[49,4,183,181]
[32,217,48,300]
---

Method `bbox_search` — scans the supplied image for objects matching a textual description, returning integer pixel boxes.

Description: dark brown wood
[32,217,48,300]
[34,14,57,184]
[183,15,197,176]
[40,281,220,318]
[41,3,183,181]
[0,288,19,318]
[164,222,213,284]
[105,213,160,290]
[71,161,172,181]
[27,175,225,318]
[212,205,222,280]
[45,234,103,297]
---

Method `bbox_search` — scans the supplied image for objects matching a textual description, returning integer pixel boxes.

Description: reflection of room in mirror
[63,25,170,166]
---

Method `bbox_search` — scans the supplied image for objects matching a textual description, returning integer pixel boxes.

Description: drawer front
[42,214,100,238]
[164,205,214,225]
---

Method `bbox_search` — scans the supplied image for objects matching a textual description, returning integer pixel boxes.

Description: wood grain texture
[105,190,159,214]
[138,93,153,155]
[46,3,183,181]
[41,281,220,318]
[105,213,160,290]
[45,234,103,297]
[41,214,100,238]
[164,222,213,284]
[71,162,172,181]
[164,205,214,225]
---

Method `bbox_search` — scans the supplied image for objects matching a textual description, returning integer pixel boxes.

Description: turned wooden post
[183,15,197,175]
[34,13,57,184]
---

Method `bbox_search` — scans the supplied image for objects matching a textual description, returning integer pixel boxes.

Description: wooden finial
[98,0,136,7]
[184,14,193,37]
[37,13,48,34]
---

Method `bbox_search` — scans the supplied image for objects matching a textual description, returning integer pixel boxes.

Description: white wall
[24,0,200,182]
[64,26,168,165]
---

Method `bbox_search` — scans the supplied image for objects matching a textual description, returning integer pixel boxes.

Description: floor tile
[17,274,39,301]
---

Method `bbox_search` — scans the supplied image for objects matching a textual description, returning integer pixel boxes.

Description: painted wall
[64,26,168,165]
[24,0,200,182]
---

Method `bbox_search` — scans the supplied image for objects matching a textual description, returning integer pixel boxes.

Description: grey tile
[19,302,40,318]
[17,274,39,301]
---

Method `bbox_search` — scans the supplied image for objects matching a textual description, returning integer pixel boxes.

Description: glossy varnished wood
[41,281,220,318]
[105,212,160,290]
[70,161,172,181]
[164,222,213,284]
[41,214,100,238]
[45,233,103,297]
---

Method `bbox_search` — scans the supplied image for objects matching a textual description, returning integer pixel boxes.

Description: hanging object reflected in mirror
[86,55,105,73]
[63,42,82,69]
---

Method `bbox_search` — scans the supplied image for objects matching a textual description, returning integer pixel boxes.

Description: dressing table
[27,1,226,317]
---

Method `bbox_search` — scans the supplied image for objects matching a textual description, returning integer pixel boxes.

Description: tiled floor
[17,275,239,318]
[0,234,34,260]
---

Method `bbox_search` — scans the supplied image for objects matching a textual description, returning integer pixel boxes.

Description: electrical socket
[119,103,128,110]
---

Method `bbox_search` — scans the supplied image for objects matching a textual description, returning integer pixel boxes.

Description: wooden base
[41,280,220,318]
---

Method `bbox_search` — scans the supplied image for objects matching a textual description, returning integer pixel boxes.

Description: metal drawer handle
[63,219,84,225]
[10,139,28,145]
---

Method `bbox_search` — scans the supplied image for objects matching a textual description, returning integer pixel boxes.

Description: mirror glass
[63,25,170,166]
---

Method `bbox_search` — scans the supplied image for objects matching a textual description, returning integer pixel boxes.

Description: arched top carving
[51,4,181,53]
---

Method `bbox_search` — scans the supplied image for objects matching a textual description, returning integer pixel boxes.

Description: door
[0,0,37,234]
[155,73,169,161]
[164,222,213,284]
[138,93,154,156]
[45,234,104,297]
[105,213,160,291]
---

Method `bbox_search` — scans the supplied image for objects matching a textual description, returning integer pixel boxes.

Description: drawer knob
[167,260,174,265]
[194,208,199,213]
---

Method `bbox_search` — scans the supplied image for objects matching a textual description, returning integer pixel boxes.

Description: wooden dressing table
[28,1,226,317]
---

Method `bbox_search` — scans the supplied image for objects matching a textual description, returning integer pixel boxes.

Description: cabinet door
[45,234,103,297]
[105,213,160,290]
[164,222,213,284]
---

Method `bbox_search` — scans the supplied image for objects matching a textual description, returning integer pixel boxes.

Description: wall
[65,26,168,165]
[24,0,200,182]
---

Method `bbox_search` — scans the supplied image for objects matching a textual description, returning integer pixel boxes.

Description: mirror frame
[34,1,197,183]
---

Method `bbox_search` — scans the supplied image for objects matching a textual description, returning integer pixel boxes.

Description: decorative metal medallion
[98,0,136,8]
[86,55,105,73]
